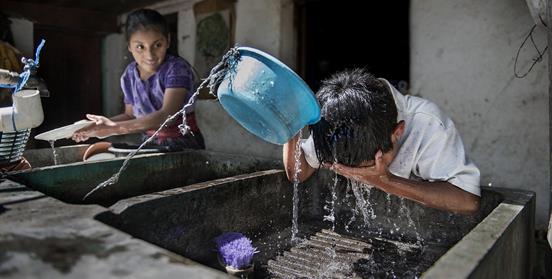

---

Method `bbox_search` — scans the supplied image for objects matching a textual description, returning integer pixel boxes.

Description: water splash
[291,130,303,244]
[48,140,58,165]
[315,245,351,278]
[399,198,423,246]
[344,181,356,233]
[382,193,399,236]
[350,180,376,225]
[323,173,338,231]
[385,192,392,214]
[364,185,376,220]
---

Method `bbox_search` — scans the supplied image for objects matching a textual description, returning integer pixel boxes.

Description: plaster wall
[411,0,550,228]
[9,17,34,58]
[234,0,281,60]
[102,33,126,117]
[198,0,292,157]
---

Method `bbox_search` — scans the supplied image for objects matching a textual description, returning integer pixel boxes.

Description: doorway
[164,12,179,56]
[297,0,410,92]
[33,26,103,147]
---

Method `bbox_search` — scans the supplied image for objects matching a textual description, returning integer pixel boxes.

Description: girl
[72,8,204,151]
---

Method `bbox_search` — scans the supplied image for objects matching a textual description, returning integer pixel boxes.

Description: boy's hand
[323,150,391,185]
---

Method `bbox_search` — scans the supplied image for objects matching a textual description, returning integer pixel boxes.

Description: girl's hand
[71,115,117,142]
[86,114,116,126]
[72,125,96,142]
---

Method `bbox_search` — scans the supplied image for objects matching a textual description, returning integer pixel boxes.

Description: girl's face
[128,28,169,74]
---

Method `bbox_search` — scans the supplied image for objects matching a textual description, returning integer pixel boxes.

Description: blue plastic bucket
[217,47,321,145]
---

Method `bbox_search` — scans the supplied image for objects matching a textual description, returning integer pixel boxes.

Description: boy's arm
[283,133,316,182]
[377,175,479,215]
[328,151,480,215]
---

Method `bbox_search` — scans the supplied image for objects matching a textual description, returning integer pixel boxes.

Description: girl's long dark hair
[125,9,169,42]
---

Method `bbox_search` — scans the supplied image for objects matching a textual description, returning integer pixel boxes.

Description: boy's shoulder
[380,78,452,129]
[398,93,453,130]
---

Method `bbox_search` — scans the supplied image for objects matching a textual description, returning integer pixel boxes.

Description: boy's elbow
[284,165,314,183]
[285,170,308,183]
[284,165,294,181]
[460,194,481,215]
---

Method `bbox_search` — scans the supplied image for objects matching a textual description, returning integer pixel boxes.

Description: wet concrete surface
[0,179,226,279]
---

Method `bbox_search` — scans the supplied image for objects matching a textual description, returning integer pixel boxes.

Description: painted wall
[9,17,34,58]
[234,0,295,67]
[197,0,292,158]
[411,0,550,228]
[102,33,126,117]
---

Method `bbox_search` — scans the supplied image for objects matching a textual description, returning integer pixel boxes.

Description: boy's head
[311,68,398,166]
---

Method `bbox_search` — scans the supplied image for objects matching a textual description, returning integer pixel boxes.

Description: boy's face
[357,147,397,168]
[354,120,405,168]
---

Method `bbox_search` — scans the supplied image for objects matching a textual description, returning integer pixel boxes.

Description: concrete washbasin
[22,144,91,168]
[94,169,535,278]
[9,147,281,205]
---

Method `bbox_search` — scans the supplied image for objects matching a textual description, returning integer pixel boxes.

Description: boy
[283,69,480,214]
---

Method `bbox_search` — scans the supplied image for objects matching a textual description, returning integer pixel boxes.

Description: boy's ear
[392,120,405,141]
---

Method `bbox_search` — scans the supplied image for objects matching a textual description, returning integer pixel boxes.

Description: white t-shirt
[301,78,481,196]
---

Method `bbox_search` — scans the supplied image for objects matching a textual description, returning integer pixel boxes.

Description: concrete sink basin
[95,169,534,278]
[9,148,281,205]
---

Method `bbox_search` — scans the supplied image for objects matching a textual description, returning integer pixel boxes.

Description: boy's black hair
[311,68,398,166]
[125,9,169,42]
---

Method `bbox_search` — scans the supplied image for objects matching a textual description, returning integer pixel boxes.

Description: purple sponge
[215,232,258,269]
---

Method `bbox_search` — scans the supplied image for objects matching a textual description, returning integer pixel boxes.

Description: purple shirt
[121,55,194,117]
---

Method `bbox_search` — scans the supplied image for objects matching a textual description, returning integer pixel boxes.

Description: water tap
[0,68,49,97]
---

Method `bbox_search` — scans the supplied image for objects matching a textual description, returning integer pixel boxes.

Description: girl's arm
[108,105,135,122]
[72,88,187,142]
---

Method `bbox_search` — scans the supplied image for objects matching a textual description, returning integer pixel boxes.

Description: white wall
[235,0,281,57]
[195,100,281,159]
[102,33,127,117]
[9,17,33,58]
[235,0,295,67]
[411,0,550,228]
[195,0,294,158]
